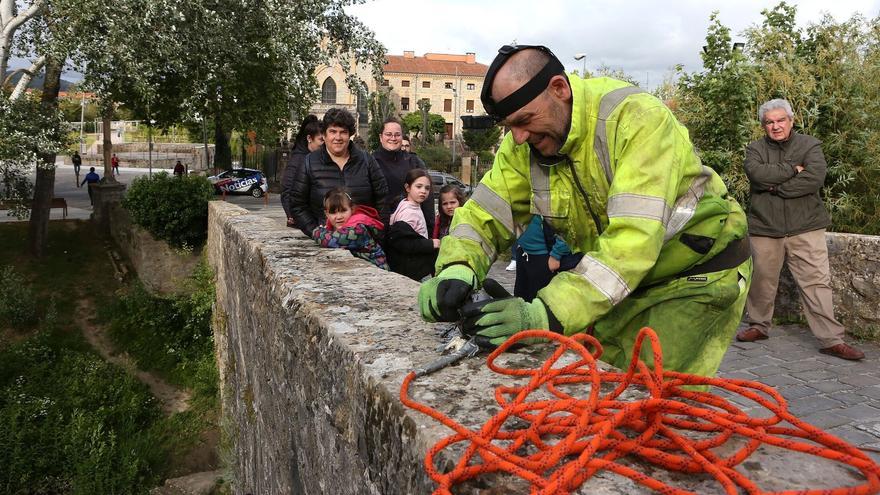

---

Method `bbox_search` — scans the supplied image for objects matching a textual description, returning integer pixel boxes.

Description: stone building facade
[309,51,489,140]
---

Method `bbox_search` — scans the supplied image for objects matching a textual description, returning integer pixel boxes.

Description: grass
[0,221,219,494]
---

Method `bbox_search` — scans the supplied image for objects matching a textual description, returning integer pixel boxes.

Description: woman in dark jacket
[281,115,323,227]
[291,108,389,237]
[372,117,434,232]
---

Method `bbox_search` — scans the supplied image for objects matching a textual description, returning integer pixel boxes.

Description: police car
[208,168,269,198]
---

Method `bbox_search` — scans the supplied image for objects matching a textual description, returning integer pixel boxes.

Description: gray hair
[758,99,794,123]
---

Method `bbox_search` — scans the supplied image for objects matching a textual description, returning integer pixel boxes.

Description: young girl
[433,184,466,240]
[386,168,439,281]
[311,188,388,270]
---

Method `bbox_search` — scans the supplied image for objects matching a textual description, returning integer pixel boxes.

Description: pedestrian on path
[737,98,864,361]
[81,167,101,206]
[72,151,82,186]
[111,153,120,176]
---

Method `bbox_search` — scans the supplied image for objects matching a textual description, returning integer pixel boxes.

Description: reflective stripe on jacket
[436,76,748,334]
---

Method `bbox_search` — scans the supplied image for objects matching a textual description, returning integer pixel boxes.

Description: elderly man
[736,99,864,361]
[418,45,752,377]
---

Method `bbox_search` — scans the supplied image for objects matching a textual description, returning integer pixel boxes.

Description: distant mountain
[6,71,77,92]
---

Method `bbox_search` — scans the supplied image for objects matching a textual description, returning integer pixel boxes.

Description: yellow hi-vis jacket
[436,76,748,334]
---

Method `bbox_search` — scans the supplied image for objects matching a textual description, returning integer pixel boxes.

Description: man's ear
[548,75,571,101]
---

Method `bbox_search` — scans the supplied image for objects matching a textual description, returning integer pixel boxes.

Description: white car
[208,168,269,198]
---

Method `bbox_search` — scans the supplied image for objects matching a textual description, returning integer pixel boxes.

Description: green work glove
[418,265,477,322]
[460,297,550,347]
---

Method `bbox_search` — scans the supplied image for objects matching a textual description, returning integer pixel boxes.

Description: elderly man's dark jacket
[743,131,831,237]
[291,143,389,237]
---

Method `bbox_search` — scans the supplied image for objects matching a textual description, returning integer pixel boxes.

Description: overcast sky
[347,0,880,89]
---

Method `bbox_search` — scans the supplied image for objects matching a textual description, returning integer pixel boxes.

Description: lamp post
[574,53,587,77]
[79,94,86,154]
[449,86,458,168]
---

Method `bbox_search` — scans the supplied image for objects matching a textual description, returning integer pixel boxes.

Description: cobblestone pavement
[486,260,880,462]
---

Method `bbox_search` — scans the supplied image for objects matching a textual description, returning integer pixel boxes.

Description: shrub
[0,331,166,494]
[417,144,453,172]
[0,265,38,329]
[123,172,215,249]
[105,259,217,397]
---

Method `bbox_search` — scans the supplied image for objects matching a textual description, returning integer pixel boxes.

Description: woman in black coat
[281,115,323,227]
[290,108,389,237]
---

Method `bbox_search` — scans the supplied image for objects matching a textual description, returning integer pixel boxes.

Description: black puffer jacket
[280,141,309,219]
[291,143,389,236]
[373,148,434,233]
[385,221,437,281]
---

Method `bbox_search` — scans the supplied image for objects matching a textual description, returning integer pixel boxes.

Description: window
[382,79,390,86]
[466,100,474,113]
[467,83,475,90]
[445,123,453,139]
[422,80,431,88]
[445,82,453,89]
[321,77,337,104]
[401,80,410,87]
[444,99,452,112]
[401,97,410,111]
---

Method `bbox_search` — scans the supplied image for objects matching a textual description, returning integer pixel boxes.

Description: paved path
[487,261,880,462]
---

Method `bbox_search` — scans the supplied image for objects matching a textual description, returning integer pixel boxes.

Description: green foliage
[0,266,38,330]
[0,330,166,494]
[675,3,880,234]
[416,144,453,171]
[462,126,502,155]
[402,111,446,144]
[103,259,217,400]
[123,172,215,249]
[0,93,70,218]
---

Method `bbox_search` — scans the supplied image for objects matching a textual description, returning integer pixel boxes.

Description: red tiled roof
[384,55,488,77]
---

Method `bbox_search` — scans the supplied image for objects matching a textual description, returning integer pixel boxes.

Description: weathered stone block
[208,202,875,494]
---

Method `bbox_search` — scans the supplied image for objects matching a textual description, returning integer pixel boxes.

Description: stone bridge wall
[207,201,868,495]
[774,232,880,336]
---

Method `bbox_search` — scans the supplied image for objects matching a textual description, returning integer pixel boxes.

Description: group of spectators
[280,108,466,282]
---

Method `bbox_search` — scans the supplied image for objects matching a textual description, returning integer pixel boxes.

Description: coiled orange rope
[400,328,880,495]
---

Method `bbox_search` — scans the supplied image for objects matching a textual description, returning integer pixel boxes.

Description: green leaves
[676,3,880,234]
[122,172,215,248]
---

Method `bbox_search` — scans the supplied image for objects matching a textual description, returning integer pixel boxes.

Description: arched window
[321,77,337,104]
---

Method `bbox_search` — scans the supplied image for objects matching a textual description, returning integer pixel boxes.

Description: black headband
[481,45,566,121]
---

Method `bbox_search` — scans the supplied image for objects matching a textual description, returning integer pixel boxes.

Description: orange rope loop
[400,327,880,495]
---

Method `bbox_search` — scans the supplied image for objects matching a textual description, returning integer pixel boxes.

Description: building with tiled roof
[310,51,489,140]
[381,51,489,139]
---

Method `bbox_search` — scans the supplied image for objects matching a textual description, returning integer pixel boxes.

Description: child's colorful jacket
[312,205,389,270]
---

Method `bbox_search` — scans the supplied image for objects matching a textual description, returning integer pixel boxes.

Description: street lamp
[574,53,587,77]
[449,86,458,168]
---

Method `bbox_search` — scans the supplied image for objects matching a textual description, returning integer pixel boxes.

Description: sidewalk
[486,260,880,462]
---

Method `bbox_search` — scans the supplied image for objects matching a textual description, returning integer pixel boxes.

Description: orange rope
[400,327,880,495]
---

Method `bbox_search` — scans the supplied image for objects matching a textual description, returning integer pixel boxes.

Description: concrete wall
[107,201,201,295]
[774,232,880,336]
[207,201,866,495]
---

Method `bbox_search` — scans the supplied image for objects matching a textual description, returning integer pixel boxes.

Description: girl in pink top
[386,168,439,280]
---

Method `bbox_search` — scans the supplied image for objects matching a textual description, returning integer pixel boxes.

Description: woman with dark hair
[281,115,324,227]
[373,117,434,232]
[291,108,389,237]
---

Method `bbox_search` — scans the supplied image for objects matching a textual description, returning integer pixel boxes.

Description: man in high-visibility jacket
[418,45,753,377]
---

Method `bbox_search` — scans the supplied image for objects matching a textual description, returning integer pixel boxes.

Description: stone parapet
[774,232,880,336]
[207,201,869,494]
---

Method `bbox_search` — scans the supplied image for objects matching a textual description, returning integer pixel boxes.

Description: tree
[462,126,501,156]
[402,111,445,143]
[675,2,880,234]
[2,0,385,255]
